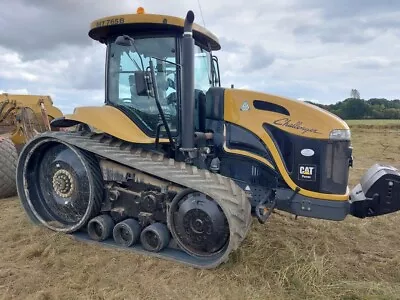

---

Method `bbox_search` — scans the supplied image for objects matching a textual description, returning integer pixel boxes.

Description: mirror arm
[148,60,176,149]
[212,55,221,87]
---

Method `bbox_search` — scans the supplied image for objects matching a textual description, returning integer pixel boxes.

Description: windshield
[108,36,178,136]
[107,36,216,138]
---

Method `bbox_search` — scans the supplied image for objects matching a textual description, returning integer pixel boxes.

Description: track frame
[17,131,252,269]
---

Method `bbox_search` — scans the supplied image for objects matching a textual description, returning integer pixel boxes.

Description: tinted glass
[108,37,178,136]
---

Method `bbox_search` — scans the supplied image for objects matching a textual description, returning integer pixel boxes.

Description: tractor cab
[89,7,221,139]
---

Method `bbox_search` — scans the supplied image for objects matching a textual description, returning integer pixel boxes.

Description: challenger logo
[273,118,321,135]
[298,164,317,181]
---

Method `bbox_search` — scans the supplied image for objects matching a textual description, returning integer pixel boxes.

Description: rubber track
[76,148,104,231]
[24,131,252,268]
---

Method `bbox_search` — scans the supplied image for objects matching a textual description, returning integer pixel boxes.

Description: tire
[0,137,17,199]
[113,218,141,247]
[87,214,115,241]
[140,223,170,252]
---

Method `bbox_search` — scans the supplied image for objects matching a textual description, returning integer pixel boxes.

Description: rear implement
[0,93,62,198]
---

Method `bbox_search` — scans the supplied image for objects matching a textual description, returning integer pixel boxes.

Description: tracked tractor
[0,93,62,199]
[16,8,400,268]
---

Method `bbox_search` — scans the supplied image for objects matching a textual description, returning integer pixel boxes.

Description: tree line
[306,97,400,120]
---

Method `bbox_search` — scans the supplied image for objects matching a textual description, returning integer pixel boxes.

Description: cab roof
[89,13,221,51]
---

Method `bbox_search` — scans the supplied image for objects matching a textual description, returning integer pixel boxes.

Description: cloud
[241,44,275,72]
[346,57,393,69]
[289,1,400,44]
[0,1,131,59]
[0,0,399,114]
[294,0,400,18]
[0,88,29,95]
[218,37,244,53]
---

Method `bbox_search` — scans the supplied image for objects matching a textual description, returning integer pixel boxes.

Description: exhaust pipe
[181,10,195,150]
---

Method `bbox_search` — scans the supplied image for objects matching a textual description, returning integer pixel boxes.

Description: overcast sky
[0,0,399,113]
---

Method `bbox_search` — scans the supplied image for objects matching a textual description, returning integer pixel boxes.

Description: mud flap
[350,164,400,218]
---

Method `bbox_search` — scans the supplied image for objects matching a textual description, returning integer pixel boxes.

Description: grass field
[345,119,400,129]
[1,121,400,300]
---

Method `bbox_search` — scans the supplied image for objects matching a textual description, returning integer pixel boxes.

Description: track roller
[140,223,170,252]
[87,214,114,241]
[113,218,141,247]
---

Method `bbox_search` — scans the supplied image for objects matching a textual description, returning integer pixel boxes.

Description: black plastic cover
[205,87,225,120]
[350,164,400,218]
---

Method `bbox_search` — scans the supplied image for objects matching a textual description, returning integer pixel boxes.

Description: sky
[0,0,399,113]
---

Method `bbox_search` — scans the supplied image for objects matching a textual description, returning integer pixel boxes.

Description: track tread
[0,137,18,199]
[22,131,252,268]
[79,150,104,222]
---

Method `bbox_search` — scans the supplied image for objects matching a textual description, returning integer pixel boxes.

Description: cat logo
[298,164,316,181]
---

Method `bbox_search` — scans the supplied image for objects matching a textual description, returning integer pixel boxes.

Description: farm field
[345,119,400,128]
[1,122,400,300]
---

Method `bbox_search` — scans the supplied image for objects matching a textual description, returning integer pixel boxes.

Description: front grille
[264,123,352,195]
[320,141,352,194]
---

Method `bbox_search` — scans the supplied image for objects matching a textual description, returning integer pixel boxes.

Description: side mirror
[133,71,157,97]
[115,35,134,47]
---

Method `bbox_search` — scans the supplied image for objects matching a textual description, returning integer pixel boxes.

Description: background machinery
[16,8,400,268]
[0,93,63,198]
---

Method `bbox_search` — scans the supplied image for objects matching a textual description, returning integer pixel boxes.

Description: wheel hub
[168,191,229,257]
[190,217,206,234]
[52,169,74,198]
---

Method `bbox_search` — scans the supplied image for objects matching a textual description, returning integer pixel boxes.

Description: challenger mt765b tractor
[16,8,400,268]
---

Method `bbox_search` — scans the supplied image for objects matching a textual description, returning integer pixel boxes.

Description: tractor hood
[223,88,349,140]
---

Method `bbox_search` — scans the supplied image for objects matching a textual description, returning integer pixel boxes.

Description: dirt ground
[1,124,400,300]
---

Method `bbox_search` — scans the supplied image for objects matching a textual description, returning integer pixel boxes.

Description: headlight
[329,129,351,140]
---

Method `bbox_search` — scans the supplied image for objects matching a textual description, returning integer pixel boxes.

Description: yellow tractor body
[15,8,400,269]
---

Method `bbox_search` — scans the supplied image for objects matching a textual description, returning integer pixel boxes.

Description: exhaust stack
[181,10,195,150]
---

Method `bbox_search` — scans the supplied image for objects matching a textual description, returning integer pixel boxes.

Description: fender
[51,105,169,144]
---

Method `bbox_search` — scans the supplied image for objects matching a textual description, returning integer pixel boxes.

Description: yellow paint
[224,89,350,201]
[0,94,63,145]
[89,13,220,50]
[64,105,169,144]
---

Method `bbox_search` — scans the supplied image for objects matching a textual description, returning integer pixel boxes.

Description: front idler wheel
[87,214,114,241]
[16,137,103,233]
[140,223,170,252]
[167,189,230,258]
[113,218,141,247]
